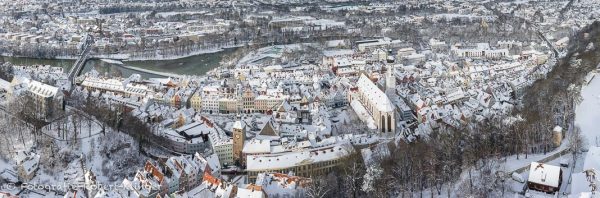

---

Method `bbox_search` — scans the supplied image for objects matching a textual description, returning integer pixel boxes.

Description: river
[0,47,239,79]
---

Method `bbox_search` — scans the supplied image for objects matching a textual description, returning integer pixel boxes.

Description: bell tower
[232,120,246,165]
[386,64,396,92]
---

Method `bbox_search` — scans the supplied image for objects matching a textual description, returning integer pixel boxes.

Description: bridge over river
[66,35,182,89]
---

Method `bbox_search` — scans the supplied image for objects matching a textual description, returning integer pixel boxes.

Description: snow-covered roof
[350,100,377,130]
[270,16,315,23]
[176,121,211,137]
[356,74,394,112]
[235,187,266,198]
[243,139,271,154]
[17,151,40,176]
[323,49,354,57]
[246,141,353,171]
[28,80,58,98]
[527,162,562,188]
[255,173,309,197]
[553,126,563,133]
[0,78,10,91]
[186,183,214,197]
[233,121,244,130]
[258,121,279,137]
[326,40,347,48]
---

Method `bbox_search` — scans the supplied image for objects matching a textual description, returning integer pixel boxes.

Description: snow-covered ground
[100,59,124,65]
[501,143,569,172]
[575,73,600,147]
[0,110,149,197]
[236,43,314,67]
[125,47,224,61]
[121,65,183,78]
[489,73,600,196]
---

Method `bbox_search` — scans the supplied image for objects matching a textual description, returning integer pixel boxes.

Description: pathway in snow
[575,74,600,147]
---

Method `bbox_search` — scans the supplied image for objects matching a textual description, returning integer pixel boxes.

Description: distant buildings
[190,91,202,111]
[239,87,253,113]
[268,16,345,33]
[322,49,354,67]
[356,37,402,52]
[451,43,509,60]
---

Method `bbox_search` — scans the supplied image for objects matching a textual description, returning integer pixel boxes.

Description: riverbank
[1,43,244,62]
[124,48,223,61]
[1,53,128,61]
[1,46,240,77]
[123,43,247,61]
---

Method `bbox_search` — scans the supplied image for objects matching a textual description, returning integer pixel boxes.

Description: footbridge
[67,35,95,87]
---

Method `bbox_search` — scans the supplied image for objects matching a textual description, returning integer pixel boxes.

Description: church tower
[232,120,246,165]
[386,65,396,92]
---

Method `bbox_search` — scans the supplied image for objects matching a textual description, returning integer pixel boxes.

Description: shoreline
[123,47,231,61]
[0,45,242,62]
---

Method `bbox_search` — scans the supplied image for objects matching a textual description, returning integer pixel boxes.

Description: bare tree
[568,126,586,160]
[304,175,330,198]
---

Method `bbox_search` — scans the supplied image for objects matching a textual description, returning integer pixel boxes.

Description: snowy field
[575,73,600,147]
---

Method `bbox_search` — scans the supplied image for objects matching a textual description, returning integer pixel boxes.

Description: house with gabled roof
[527,162,562,194]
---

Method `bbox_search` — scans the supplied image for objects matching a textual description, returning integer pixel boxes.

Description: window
[388,115,392,132]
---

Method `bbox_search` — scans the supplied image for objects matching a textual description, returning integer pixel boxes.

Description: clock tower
[232,120,246,165]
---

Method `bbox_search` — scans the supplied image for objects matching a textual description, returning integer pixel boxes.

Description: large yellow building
[190,91,202,111]
[245,141,354,183]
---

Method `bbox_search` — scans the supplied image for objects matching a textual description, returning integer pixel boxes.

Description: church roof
[259,121,279,137]
[357,74,394,112]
